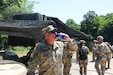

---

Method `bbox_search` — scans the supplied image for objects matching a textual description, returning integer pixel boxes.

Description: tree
[80,11,97,38]
[94,15,105,33]
[65,19,80,30]
[91,15,105,38]
[0,0,34,19]
[0,0,21,10]
[100,21,113,42]
[99,13,113,43]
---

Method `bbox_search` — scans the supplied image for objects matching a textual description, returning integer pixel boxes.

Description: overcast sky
[29,0,113,24]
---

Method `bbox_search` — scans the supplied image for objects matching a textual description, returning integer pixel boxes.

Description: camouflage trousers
[63,56,72,75]
[27,59,38,75]
[112,50,113,58]
[92,50,96,61]
[95,54,107,75]
[106,52,111,69]
[79,59,88,75]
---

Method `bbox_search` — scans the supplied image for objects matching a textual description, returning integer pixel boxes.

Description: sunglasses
[50,29,57,33]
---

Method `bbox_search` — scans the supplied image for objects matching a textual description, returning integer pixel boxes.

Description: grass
[9,46,32,57]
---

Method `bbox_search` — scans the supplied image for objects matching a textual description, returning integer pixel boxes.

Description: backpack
[79,46,88,60]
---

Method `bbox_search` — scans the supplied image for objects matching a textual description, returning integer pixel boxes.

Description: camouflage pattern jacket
[28,41,64,75]
[95,42,109,57]
[63,40,78,59]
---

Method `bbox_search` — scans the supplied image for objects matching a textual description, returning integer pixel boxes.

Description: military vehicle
[0,13,90,75]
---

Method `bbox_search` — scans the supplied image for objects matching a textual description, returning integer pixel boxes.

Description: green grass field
[9,46,31,57]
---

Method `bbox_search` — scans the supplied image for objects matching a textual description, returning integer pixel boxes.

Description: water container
[56,33,67,41]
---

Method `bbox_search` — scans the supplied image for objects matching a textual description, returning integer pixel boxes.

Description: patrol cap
[97,36,104,39]
[93,40,98,43]
[42,25,56,34]
[80,40,86,44]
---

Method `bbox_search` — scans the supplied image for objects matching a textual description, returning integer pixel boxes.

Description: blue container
[56,33,66,40]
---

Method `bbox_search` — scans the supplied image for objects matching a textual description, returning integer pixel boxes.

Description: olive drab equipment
[79,46,88,60]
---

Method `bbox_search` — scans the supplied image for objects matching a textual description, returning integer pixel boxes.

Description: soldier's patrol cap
[42,25,56,34]
[97,36,104,39]
[80,40,86,44]
[93,40,98,43]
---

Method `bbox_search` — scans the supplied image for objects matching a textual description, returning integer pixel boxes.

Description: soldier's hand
[76,59,79,64]
[59,33,71,42]
[76,61,79,64]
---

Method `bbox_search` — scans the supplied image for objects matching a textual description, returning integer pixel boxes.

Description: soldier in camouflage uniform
[76,40,89,75]
[27,25,75,75]
[92,40,98,61]
[105,42,112,69]
[63,39,78,75]
[95,36,107,75]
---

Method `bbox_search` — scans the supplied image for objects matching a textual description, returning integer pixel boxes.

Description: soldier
[105,42,112,69]
[111,45,113,58]
[95,36,107,75]
[92,40,98,61]
[27,25,77,75]
[63,39,78,75]
[76,40,89,75]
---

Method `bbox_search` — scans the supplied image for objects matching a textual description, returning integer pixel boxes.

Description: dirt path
[70,55,113,75]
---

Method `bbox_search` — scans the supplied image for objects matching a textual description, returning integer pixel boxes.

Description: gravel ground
[70,55,113,75]
[35,54,113,75]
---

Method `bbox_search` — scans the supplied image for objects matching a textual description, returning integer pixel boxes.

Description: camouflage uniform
[28,41,64,75]
[95,42,107,75]
[111,45,113,58]
[62,39,78,75]
[105,42,112,69]
[92,40,98,61]
[76,44,89,75]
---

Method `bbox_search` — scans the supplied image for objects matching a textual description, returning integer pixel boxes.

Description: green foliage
[9,46,31,56]
[0,34,8,50]
[98,13,113,42]
[0,0,23,11]
[80,11,98,39]
[83,11,97,21]
[65,19,80,30]
[100,22,113,42]
[94,15,105,34]
[80,11,113,43]
[0,0,34,20]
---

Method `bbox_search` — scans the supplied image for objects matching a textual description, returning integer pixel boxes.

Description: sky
[29,0,113,24]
